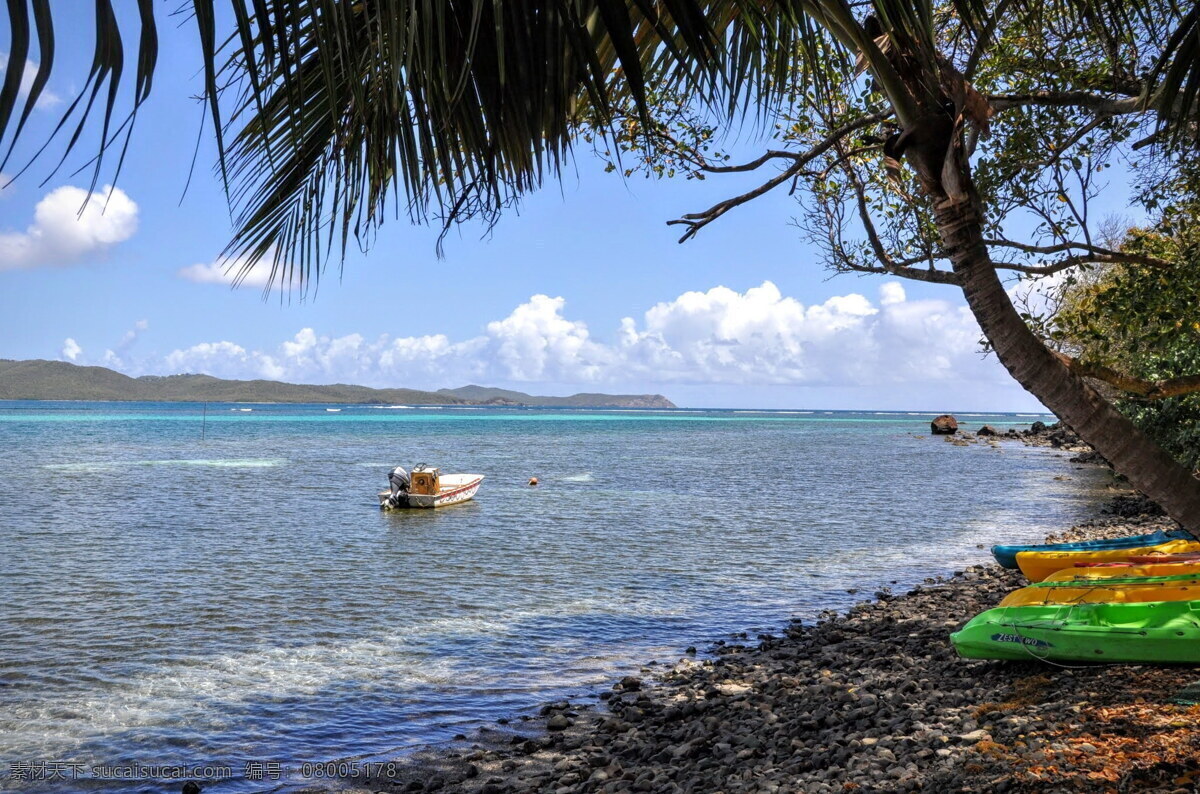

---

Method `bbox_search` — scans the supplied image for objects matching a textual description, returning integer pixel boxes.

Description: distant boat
[379,465,484,509]
[326,408,341,412]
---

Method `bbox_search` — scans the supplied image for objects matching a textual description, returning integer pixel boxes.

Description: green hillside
[438,385,675,408]
[0,360,676,408]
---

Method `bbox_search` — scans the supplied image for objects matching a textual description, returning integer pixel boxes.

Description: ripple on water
[0,403,1109,793]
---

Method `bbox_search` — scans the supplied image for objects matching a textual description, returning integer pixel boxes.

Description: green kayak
[950,600,1200,663]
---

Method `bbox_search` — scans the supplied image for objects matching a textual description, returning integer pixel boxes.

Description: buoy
[528,477,539,486]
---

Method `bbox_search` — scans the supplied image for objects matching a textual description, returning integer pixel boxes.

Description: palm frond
[1150,4,1200,143]
[3,1,816,291]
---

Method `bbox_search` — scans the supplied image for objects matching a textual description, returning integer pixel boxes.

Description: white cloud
[0,52,61,109]
[879,281,906,305]
[101,320,150,369]
[0,185,138,270]
[177,252,301,291]
[137,281,1009,397]
[61,338,82,362]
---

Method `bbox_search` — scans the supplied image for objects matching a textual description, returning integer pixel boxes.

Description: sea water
[0,402,1109,792]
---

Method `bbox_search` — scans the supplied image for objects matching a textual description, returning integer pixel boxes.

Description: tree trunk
[931,192,1200,534]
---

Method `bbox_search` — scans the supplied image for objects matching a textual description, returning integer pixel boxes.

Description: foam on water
[561,472,595,482]
[45,458,286,470]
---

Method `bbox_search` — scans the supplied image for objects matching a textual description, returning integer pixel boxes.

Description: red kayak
[1127,552,1200,564]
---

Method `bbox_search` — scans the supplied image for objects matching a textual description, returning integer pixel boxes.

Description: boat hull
[1015,540,1200,582]
[379,474,484,509]
[991,529,1192,569]
[1046,561,1200,582]
[951,601,1200,663]
[999,578,1200,607]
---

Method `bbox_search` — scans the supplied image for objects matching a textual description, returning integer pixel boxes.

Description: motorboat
[379,465,484,509]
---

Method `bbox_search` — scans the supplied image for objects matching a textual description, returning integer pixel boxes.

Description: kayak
[992,528,1193,569]
[1015,540,1200,582]
[1128,552,1200,564]
[951,600,1200,663]
[1046,560,1200,582]
[999,577,1200,607]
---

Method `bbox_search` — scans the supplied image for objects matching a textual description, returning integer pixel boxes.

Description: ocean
[0,402,1110,792]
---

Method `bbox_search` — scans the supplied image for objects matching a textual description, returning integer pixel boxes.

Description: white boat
[379,465,484,509]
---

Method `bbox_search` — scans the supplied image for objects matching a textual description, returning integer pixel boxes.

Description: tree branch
[983,238,1172,269]
[1056,354,1200,399]
[667,111,891,242]
[988,91,1143,114]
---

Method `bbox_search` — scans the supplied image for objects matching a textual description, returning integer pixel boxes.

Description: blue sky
[0,12,1085,410]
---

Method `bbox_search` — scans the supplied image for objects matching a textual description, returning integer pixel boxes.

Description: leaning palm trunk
[932,191,1200,533]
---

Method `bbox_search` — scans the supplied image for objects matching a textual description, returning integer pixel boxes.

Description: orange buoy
[528,477,539,486]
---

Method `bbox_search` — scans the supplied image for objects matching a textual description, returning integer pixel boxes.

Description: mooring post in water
[202,401,207,441]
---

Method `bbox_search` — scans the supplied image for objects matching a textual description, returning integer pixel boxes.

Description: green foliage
[1052,193,1200,470]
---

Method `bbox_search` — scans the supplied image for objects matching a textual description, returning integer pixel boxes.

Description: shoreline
[302,449,1200,792]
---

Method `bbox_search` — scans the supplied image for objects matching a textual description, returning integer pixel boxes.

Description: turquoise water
[0,402,1105,792]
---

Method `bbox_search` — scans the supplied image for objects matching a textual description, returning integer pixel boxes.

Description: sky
[0,12,1101,411]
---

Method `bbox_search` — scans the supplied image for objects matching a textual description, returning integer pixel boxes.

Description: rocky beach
[321,430,1200,794]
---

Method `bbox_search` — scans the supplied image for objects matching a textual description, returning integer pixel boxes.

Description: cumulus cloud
[0,185,138,270]
[101,320,150,369]
[144,281,1008,394]
[61,338,82,362]
[0,52,61,109]
[177,252,301,291]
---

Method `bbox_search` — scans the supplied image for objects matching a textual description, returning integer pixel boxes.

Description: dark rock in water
[977,425,999,436]
[1030,420,1047,434]
[1070,450,1108,466]
[930,415,958,435]
[181,784,201,794]
[547,714,571,731]
[617,676,642,692]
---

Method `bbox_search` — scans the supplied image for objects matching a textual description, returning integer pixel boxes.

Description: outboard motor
[386,466,410,508]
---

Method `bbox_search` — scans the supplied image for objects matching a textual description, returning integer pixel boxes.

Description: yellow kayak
[1015,540,1200,582]
[1000,578,1200,607]
[1045,560,1200,582]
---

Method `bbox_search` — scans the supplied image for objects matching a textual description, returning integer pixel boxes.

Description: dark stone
[182,784,202,794]
[977,425,999,436]
[930,415,958,435]
[1104,493,1166,518]
[1030,420,1047,434]
[617,676,642,692]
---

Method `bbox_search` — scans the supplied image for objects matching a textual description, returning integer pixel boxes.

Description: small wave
[370,405,414,409]
[42,462,123,472]
[142,458,285,468]
[43,459,286,472]
[562,473,595,482]
[326,408,342,412]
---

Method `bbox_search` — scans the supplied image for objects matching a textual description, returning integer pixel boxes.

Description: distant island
[0,359,676,408]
